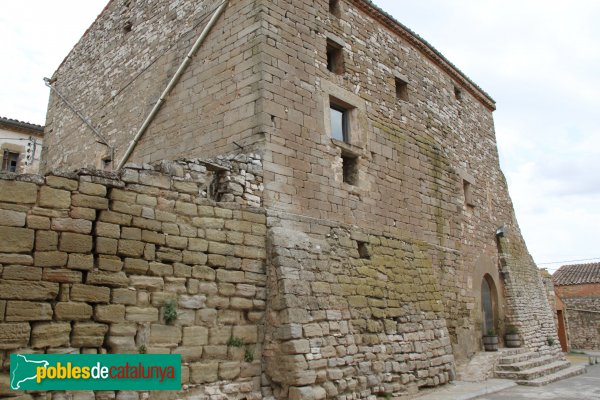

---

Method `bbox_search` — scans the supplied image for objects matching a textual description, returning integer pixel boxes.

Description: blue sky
[1,1,598,272]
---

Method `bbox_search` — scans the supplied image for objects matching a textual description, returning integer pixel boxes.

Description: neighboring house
[0,116,43,174]
[30,0,569,397]
[553,263,600,350]
[541,268,570,352]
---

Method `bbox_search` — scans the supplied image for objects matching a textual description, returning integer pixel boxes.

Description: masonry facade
[553,263,600,350]
[3,0,561,398]
[0,117,43,175]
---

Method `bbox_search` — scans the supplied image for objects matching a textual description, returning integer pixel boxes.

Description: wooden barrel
[483,335,498,351]
[505,333,521,348]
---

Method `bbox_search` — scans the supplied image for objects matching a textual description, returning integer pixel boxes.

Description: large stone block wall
[40,0,562,387]
[256,0,530,360]
[0,154,267,399]
[262,210,455,399]
[43,0,266,170]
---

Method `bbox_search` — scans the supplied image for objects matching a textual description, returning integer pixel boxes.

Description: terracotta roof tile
[553,263,600,286]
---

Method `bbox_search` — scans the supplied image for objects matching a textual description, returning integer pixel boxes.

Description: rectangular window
[342,154,358,185]
[329,0,341,17]
[2,151,19,172]
[463,180,474,207]
[326,40,344,75]
[454,85,462,101]
[330,105,349,142]
[357,241,371,259]
[395,77,408,101]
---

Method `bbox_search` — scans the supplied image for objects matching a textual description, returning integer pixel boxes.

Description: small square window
[454,86,462,101]
[342,154,358,185]
[330,105,349,142]
[463,180,474,207]
[357,241,371,259]
[329,0,341,18]
[395,77,408,101]
[327,40,344,75]
[2,151,19,172]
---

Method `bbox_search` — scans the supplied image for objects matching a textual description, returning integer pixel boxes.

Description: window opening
[463,180,474,207]
[326,40,344,74]
[454,86,462,101]
[2,151,19,172]
[330,105,349,142]
[342,154,358,185]
[357,241,371,259]
[329,0,341,17]
[395,77,408,101]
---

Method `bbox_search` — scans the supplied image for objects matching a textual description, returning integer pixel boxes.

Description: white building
[0,117,44,174]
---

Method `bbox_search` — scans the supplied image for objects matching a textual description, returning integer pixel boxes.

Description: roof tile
[553,263,600,286]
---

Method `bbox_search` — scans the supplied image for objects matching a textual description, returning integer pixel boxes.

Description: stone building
[553,263,600,350]
[0,117,43,174]
[0,0,573,398]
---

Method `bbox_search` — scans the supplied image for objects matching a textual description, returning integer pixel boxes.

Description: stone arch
[481,273,499,334]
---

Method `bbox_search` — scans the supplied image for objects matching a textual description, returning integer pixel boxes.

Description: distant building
[553,263,600,350]
[0,117,43,174]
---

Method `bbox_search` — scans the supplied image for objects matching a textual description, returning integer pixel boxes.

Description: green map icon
[10,354,49,390]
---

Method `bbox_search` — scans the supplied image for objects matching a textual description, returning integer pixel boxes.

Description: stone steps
[494,347,582,386]
[496,354,558,372]
[516,364,587,386]
[497,351,539,365]
[495,360,571,380]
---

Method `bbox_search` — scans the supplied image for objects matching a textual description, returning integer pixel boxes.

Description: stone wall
[43,0,266,170]
[262,210,455,399]
[0,154,267,399]
[256,0,532,361]
[559,295,600,350]
[39,0,563,395]
[497,227,560,351]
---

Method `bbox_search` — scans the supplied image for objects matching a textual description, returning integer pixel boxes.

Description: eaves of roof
[352,0,496,111]
[54,0,496,112]
[0,116,44,136]
[553,263,600,286]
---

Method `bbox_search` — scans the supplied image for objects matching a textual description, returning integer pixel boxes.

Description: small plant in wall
[227,336,255,362]
[226,337,245,348]
[547,336,556,346]
[138,344,147,354]
[163,299,178,325]
[244,346,255,363]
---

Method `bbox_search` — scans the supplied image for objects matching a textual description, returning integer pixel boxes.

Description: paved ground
[474,363,600,400]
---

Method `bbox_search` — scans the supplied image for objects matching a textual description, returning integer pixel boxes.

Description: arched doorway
[481,274,498,335]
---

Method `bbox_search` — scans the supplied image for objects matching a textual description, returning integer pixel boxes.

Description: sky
[1,1,598,272]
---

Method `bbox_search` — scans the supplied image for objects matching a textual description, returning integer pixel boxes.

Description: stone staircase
[494,347,587,386]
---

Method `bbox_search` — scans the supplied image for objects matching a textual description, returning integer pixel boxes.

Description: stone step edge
[497,351,540,365]
[496,354,561,372]
[494,360,570,380]
[497,348,564,365]
[516,365,587,386]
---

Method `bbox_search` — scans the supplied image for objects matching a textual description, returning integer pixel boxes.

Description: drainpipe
[44,77,115,169]
[116,0,230,170]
